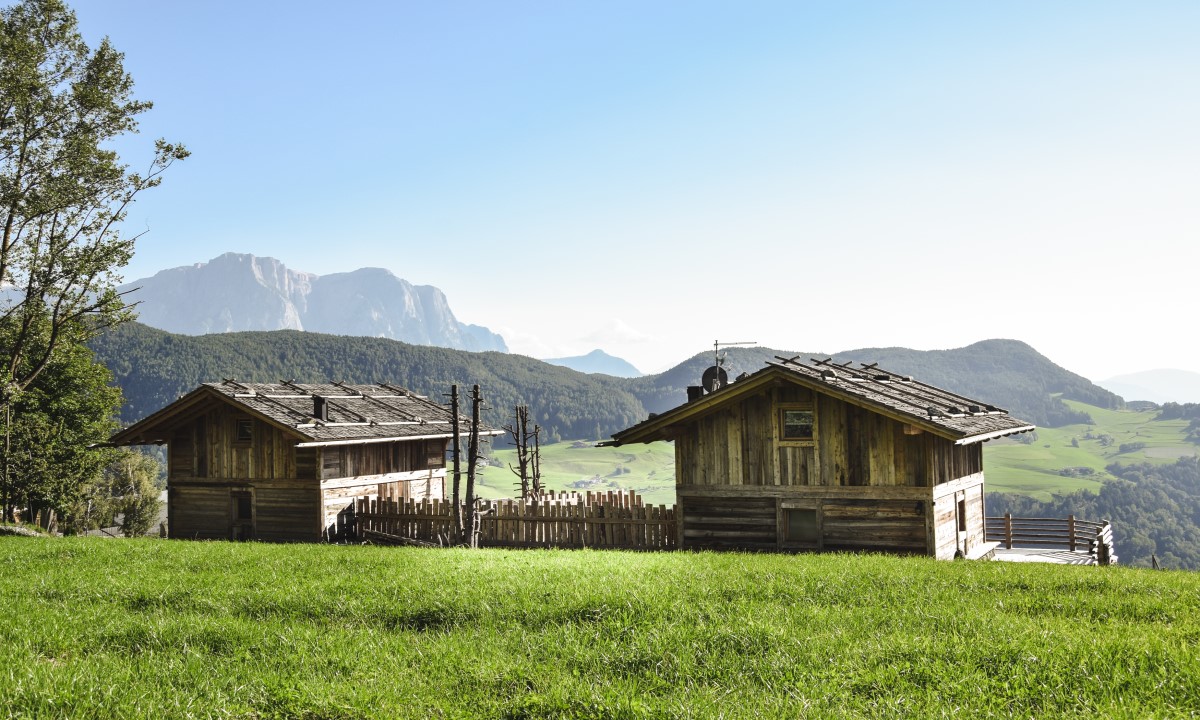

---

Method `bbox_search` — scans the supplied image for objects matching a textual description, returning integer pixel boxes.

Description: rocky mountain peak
[119,253,507,352]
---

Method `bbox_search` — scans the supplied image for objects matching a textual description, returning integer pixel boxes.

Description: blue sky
[73,1,1199,378]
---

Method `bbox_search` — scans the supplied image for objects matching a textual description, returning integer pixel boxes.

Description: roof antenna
[704,339,756,392]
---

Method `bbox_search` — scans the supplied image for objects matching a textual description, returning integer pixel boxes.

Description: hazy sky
[72,1,1199,379]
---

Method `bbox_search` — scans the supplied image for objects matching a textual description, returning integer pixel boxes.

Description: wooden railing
[353,489,677,551]
[985,514,1116,565]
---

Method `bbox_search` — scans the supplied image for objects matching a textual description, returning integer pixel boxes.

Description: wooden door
[230,490,254,540]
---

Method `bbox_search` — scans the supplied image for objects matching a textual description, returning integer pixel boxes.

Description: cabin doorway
[230,490,255,540]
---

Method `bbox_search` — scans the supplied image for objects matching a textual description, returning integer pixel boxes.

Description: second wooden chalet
[109,381,500,542]
[608,357,1035,559]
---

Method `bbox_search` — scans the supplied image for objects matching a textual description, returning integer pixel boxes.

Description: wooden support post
[1068,514,1076,552]
[1004,512,1012,549]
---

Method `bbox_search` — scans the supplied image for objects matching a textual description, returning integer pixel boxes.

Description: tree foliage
[0,0,186,398]
[73,449,161,536]
[0,0,181,522]
[987,457,1200,570]
[0,310,121,521]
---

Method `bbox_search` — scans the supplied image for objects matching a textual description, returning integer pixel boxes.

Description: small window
[957,498,967,532]
[781,409,814,440]
[785,508,819,544]
[235,419,253,443]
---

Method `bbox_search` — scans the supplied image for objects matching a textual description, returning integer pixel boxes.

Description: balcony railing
[985,514,1116,566]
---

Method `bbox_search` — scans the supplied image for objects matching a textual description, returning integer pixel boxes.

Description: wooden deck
[984,515,1116,566]
[992,547,1099,565]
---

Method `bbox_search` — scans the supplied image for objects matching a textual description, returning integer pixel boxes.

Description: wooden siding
[675,386,936,489]
[931,473,985,560]
[680,495,777,550]
[821,498,926,554]
[166,480,322,542]
[166,403,306,481]
[320,440,446,481]
[677,486,927,554]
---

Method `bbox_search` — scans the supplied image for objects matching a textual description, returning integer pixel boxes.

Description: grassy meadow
[984,400,1197,500]
[3,535,1199,719]
[475,441,677,506]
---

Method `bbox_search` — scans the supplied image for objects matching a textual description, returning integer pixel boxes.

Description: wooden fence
[353,489,677,550]
[985,514,1116,565]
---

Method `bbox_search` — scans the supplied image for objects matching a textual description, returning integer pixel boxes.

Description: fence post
[1067,514,1076,552]
[1004,513,1012,549]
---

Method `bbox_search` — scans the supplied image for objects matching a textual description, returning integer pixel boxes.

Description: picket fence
[353,489,677,550]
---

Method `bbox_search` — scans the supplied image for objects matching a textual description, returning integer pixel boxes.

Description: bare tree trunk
[449,384,462,541]
[464,384,482,547]
[531,423,543,500]
[505,405,532,499]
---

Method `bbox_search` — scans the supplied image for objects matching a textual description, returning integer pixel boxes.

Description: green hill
[92,325,1120,437]
[984,399,1198,498]
[3,536,1197,718]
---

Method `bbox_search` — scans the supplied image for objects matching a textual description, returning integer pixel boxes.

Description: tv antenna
[703,339,757,392]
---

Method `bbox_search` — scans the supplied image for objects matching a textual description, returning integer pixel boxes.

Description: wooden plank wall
[675,386,930,489]
[931,473,985,560]
[681,495,777,550]
[320,439,446,481]
[166,481,322,542]
[168,405,306,481]
[821,498,926,554]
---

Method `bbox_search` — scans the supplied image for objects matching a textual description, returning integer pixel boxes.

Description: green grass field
[3,536,1199,719]
[476,440,677,506]
[984,400,1197,500]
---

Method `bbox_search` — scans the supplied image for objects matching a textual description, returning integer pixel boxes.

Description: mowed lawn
[3,537,1199,719]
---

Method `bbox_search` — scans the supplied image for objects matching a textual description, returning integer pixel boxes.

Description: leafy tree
[0,311,121,521]
[0,0,184,520]
[105,449,162,536]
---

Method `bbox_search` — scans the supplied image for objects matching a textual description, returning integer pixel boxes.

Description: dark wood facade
[610,360,1032,559]
[111,382,489,542]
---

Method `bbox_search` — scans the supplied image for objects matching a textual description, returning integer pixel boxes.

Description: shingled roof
[109,380,501,447]
[609,356,1035,446]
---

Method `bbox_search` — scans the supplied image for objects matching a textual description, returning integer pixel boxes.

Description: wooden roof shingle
[109,381,501,447]
[609,357,1035,446]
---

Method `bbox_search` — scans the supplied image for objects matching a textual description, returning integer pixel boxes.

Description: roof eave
[954,424,1038,446]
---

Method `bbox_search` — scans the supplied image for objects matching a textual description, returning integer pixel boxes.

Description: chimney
[686,386,704,402]
[313,395,328,422]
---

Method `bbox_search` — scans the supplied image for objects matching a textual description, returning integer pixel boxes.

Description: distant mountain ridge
[543,349,642,377]
[91,325,1120,438]
[119,253,507,352]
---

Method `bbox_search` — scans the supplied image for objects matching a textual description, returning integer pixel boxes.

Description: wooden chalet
[607,357,1035,559]
[109,381,500,542]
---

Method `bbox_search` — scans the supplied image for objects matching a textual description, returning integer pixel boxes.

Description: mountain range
[90,323,1121,441]
[543,349,642,378]
[118,253,507,352]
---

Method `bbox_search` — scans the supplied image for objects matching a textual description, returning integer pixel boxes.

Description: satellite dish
[701,365,728,392]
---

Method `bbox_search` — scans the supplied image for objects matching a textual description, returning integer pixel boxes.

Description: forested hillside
[91,323,645,442]
[987,456,1200,570]
[92,325,1123,440]
[628,339,1121,427]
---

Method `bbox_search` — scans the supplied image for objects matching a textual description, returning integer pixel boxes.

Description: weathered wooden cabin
[608,357,1035,559]
[109,381,499,542]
